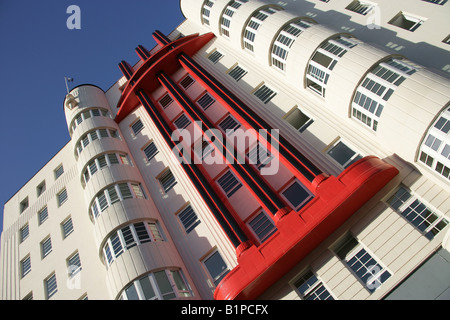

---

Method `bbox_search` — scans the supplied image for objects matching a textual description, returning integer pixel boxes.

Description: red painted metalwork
[214,156,398,300]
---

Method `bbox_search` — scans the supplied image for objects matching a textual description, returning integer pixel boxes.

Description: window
[271,19,314,71]
[294,270,334,300]
[178,205,201,234]
[281,180,313,211]
[253,84,277,104]
[174,114,191,129]
[203,250,230,286]
[61,217,74,239]
[36,180,46,197]
[38,206,48,225]
[207,50,224,64]
[90,182,147,219]
[83,152,132,183]
[388,12,426,32]
[20,197,29,213]
[131,119,144,135]
[143,142,159,161]
[387,186,449,240]
[67,252,82,277]
[41,237,52,258]
[21,256,31,278]
[75,128,121,158]
[103,221,165,266]
[228,65,248,81]
[345,0,377,15]
[217,170,242,198]
[443,35,450,45]
[351,58,418,131]
[54,165,64,180]
[422,0,447,4]
[220,0,247,36]
[247,143,274,170]
[327,140,363,168]
[69,108,110,135]
[57,188,68,207]
[306,35,358,97]
[158,169,177,193]
[45,273,58,299]
[248,211,277,243]
[197,92,215,110]
[219,115,241,134]
[334,234,391,292]
[202,0,216,25]
[159,93,174,109]
[418,106,450,181]
[284,106,314,133]
[20,224,29,243]
[180,75,195,89]
[242,7,279,52]
[119,269,192,300]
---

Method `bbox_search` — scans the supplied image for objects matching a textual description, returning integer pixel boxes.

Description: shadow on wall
[275,0,450,78]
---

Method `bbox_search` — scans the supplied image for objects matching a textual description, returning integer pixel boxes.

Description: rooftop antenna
[65,76,74,94]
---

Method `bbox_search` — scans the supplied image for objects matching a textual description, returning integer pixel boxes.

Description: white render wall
[178,0,450,299]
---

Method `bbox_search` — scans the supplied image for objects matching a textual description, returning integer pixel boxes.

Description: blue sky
[0,1,184,234]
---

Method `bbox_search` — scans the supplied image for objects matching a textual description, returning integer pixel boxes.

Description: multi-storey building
[1,0,449,300]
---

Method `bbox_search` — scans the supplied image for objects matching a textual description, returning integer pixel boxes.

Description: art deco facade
[1,0,449,300]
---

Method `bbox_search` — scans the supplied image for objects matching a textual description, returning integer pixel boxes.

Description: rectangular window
[219,115,241,135]
[284,107,314,133]
[54,165,64,180]
[197,92,215,110]
[159,169,177,193]
[345,0,377,15]
[41,237,52,258]
[38,207,48,225]
[334,234,391,292]
[228,65,248,81]
[207,50,224,64]
[134,222,151,244]
[179,75,195,89]
[61,217,74,239]
[67,252,82,277]
[247,143,273,169]
[248,211,277,243]
[387,186,449,239]
[388,12,425,32]
[20,197,29,213]
[282,180,312,211]
[217,170,242,198]
[174,114,191,129]
[143,142,159,161]
[203,251,230,286]
[21,256,31,278]
[45,273,58,299]
[159,93,174,109]
[20,224,29,243]
[119,183,133,199]
[178,205,201,234]
[294,270,334,300]
[327,140,363,168]
[253,84,277,104]
[57,188,68,207]
[36,180,46,197]
[131,119,144,135]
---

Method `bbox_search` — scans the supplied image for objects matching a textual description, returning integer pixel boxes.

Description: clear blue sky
[0,1,185,235]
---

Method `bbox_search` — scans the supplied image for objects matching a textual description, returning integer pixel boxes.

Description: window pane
[154,271,175,300]
[125,283,139,300]
[282,181,311,210]
[204,251,229,285]
[139,276,156,300]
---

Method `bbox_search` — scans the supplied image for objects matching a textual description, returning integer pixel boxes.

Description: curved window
[90,182,147,219]
[306,35,359,96]
[201,0,216,26]
[102,221,165,266]
[118,269,192,300]
[243,6,279,52]
[351,58,418,131]
[75,128,120,158]
[220,0,248,37]
[418,105,450,181]
[69,108,111,135]
[271,18,315,71]
[83,152,133,185]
